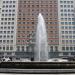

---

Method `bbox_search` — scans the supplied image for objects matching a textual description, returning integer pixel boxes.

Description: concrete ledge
[1,62,75,69]
[0,68,75,74]
[1,62,75,74]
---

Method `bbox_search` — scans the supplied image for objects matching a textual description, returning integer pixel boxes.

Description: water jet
[35,13,48,61]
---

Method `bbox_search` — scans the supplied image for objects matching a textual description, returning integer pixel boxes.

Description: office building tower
[58,0,75,57]
[0,0,17,57]
[16,0,59,59]
[0,0,75,60]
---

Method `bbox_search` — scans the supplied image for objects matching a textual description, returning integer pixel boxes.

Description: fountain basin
[0,62,75,69]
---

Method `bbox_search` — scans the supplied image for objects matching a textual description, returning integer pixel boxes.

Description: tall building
[0,0,18,57]
[0,0,75,60]
[58,0,75,57]
[16,0,59,59]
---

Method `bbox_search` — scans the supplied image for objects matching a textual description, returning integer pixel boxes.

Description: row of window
[19,1,57,4]
[60,5,73,8]
[1,18,15,21]
[3,1,16,3]
[61,22,75,25]
[61,9,74,12]
[1,14,15,16]
[60,1,73,4]
[49,40,58,43]
[61,26,75,29]
[0,26,14,29]
[62,31,75,34]
[17,40,58,43]
[62,40,75,43]
[18,22,34,24]
[63,52,75,56]
[0,31,14,34]
[18,30,34,33]
[50,46,58,51]
[2,9,15,12]
[18,22,58,25]
[62,47,75,51]
[18,18,57,20]
[1,22,14,25]
[18,13,57,16]
[0,35,13,38]
[17,40,34,42]
[0,46,13,50]
[19,4,57,8]
[61,18,75,21]
[17,46,34,52]
[62,36,75,39]
[0,40,13,43]
[2,5,15,8]
[61,14,74,16]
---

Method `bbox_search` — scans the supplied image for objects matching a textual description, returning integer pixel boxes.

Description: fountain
[34,13,48,61]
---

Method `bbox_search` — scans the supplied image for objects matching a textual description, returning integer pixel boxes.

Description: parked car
[2,57,10,62]
[47,58,68,62]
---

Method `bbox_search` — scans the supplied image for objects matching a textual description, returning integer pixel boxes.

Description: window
[12,22,14,24]
[61,22,64,25]
[7,35,10,38]
[7,40,9,43]
[9,5,12,8]
[60,5,63,7]
[60,1,63,3]
[3,1,5,3]
[72,22,75,25]
[6,46,9,50]
[17,46,20,51]
[22,46,24,51]
[70,47,73,50]
[13,1,16,3]
[62,47,65,50]
[10,1,12,3]
[66,47,69,50]
[3,47,5,50]
[55,46,58,51]
[4,31,6,33]
[11,35,13,38]
[3,40,6,43]
[6,1,8,3]
[10,46,13,50]
[51,46,53,51]
[11,40,13,43]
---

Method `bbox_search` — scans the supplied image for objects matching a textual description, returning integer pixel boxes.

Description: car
[2,57,10,62]
[47,58,68,62]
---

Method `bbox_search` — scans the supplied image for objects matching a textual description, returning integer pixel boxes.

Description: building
[0,0,18,58]
[58,0,75,57]
[16,0,59,59]
[0,0,75,60]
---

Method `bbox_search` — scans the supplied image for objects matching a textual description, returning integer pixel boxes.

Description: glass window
[70,47,73,50]
[66,47,69,50]
[10,46,13,50]
[62,47,65,50]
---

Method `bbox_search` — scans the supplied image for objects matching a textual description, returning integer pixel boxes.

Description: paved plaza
[0,74,75,75]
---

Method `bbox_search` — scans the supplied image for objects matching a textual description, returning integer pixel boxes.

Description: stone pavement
[0,68,75,74]
[0,74,75,75]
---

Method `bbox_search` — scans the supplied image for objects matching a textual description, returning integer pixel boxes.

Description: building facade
[0,0,75,60]
[0,0,18,58]
[58,0,75,57]
[16,0,59,59]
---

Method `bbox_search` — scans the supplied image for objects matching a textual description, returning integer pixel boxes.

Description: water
[35,13,48,61]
